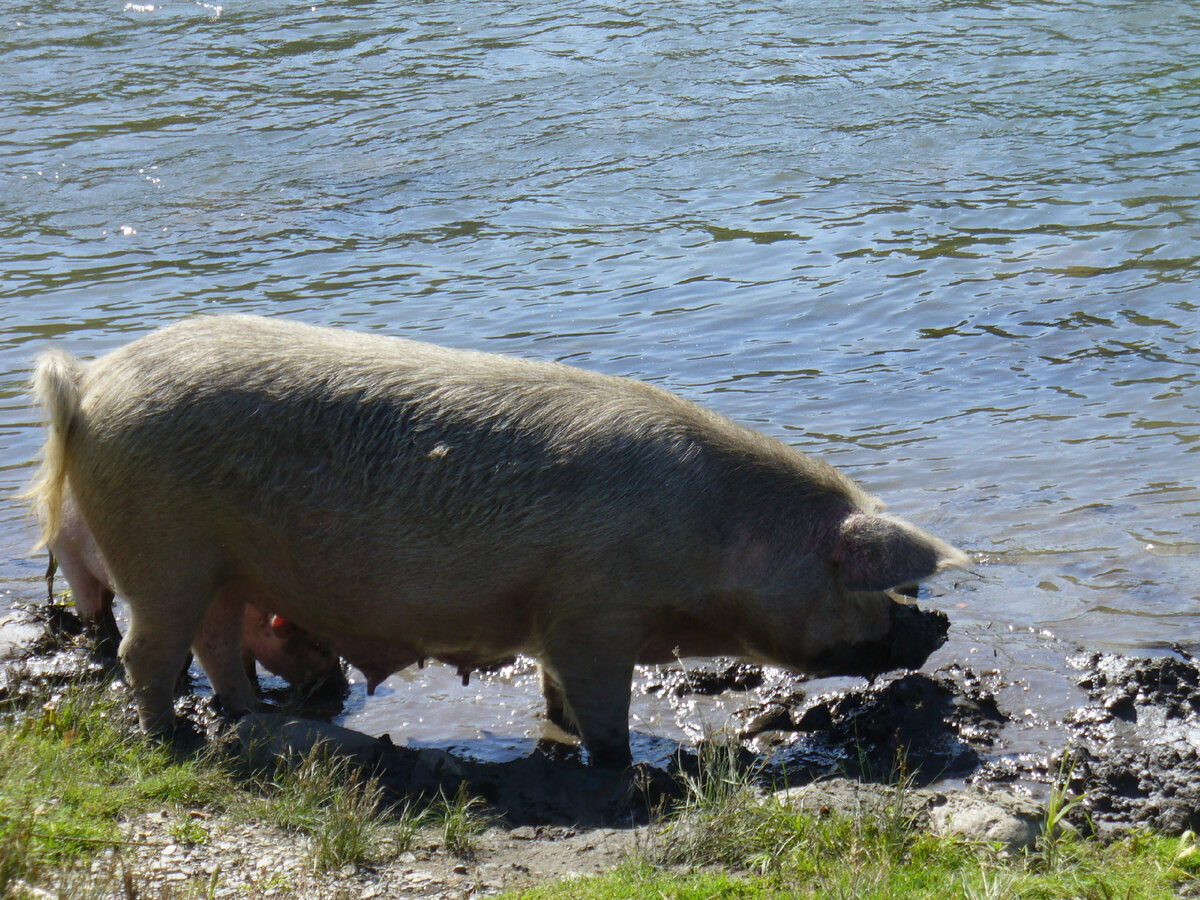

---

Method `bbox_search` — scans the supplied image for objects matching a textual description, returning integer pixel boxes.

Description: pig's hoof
[583,742,634,771]
[146,718,204,756]
[214,699,253,721]
[545,707,582,738]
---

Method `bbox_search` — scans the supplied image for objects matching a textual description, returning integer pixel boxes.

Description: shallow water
[2,0,1197,762]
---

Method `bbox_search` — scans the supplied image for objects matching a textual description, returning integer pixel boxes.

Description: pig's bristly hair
[24,348,85,550]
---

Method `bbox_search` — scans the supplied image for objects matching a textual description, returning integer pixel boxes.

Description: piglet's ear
[832,513,968,592]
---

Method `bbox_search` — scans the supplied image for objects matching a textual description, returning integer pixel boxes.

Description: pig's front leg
[540,626,638,770]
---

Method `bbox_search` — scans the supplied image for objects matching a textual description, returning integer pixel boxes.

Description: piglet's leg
[191,584,257,719]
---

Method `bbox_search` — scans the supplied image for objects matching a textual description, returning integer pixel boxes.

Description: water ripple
[1,2,1198,738]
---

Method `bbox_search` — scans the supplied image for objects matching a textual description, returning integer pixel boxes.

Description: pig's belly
[329,636,421,692]
[231,563,538,680]
[332,634,520,693]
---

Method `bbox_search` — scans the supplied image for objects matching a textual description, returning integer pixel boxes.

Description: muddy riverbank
[4,597,1198,840]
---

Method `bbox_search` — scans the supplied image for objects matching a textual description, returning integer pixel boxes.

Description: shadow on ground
[6,599,1200,834]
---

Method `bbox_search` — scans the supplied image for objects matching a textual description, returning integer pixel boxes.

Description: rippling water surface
[2,0,1197,758]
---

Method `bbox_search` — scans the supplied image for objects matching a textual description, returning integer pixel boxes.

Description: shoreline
[4,599,1200,897]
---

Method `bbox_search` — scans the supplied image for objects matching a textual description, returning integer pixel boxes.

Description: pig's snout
[809,600,949,678]
[266,636,345,691]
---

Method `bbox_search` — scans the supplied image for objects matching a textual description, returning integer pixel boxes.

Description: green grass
[5,677,1199,899]
[0,680,232,892]
[512,736,1200,900]
[434,780,491,857]
[241,746,405,872]
[0,677,437,893]
[514,818,1197,899]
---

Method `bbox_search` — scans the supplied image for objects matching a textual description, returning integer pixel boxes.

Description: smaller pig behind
[48,484,345,693]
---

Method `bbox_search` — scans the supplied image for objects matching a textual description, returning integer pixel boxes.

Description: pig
[47,484,122,657]
[47,483,345,692]
[26,315,967,768]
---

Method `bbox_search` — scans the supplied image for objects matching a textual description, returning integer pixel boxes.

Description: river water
[2,0,1197,762]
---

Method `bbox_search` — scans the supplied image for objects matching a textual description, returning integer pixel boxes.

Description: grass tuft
[243,745,397,872]
[435,781,490,857]
[644,732,778,872]
[1034,748,1088,872]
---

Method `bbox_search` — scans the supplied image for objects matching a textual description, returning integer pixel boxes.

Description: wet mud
[0,601,111,698]
[5,600,1200,834]
[1066,651,1200,835]
[736,664,1007,786]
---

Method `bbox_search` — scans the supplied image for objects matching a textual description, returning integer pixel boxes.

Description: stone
[0,612,43,659]
[777,777,927,824]
[224,713,387,771]
[777,777,1050,852]
[928,787,1045,850]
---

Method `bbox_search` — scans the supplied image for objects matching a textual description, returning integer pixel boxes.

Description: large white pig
[27,315,967,767]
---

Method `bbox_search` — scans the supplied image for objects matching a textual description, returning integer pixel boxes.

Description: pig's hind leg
[52,548,121,656]
[119,586,256,733]
[119,594,212,735]
[113,549,248,734]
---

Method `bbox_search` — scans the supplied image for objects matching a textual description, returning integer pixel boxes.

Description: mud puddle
[5,599,1198,833]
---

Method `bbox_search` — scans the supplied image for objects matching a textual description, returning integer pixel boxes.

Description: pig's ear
[833,513,969,592]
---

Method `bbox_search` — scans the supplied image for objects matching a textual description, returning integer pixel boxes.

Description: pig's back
[77,315,723,516]
[68,316,758,619]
